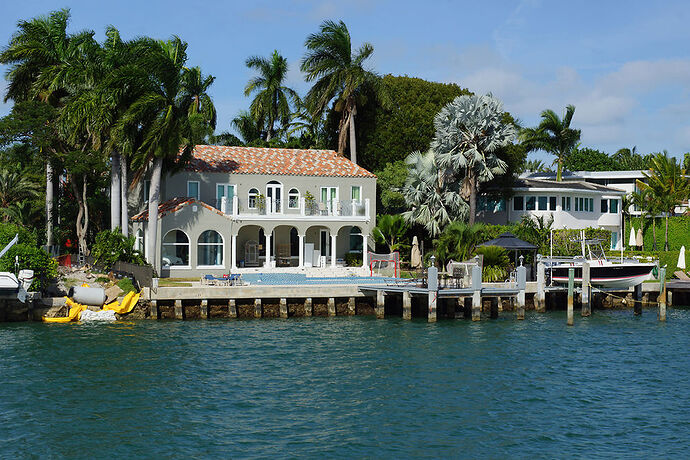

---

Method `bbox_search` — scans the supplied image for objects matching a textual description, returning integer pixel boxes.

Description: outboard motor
[18,269,34,291]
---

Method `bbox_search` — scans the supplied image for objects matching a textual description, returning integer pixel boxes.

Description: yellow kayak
[102,291,140,314]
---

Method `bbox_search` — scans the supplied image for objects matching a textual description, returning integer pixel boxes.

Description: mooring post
[668,290,673,307]
[149,299,159,320]
[174,299,184,320]
[348,297,356,316]
[228,299,237,318]
[201,299,209,319]
[304,297,313,317]
[328,297,336,317]
[634,283,642,315]
[403,291,412,320]
[567,267,574,326]
[581,261,591,317]
[376,290,385,319]
[280,298,288,318]
[471,264,481,321]
[516,264,526,320]
[497,297,503,312]
[536,259,546,313]
[254,298,262,318]
[659,267,666,322]
[428,264,438,322]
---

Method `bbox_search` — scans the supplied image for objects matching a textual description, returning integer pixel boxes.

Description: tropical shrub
[0,222,55,291]
[434,221,493,265]
[474,245,510,282]
[117,277,136,294]
[92,229,146,269]
[344,252,362,267]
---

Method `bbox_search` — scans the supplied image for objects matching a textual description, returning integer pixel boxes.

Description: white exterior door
[266,182,283,214]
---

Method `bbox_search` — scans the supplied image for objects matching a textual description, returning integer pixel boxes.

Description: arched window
[248,188,259,209]
[135,229,145,256]
[198,230,224,266]
[162,230,189,266]
[288,188,300,209]
[349,226,363,252]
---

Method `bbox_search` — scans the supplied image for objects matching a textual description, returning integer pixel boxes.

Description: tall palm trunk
[337,111,349,155]
[111,153,121,231]
[147,157,163,269]
[639,214,645,251]
[70,174,89,256]
[557,156,563,182]
[45,161,54,248]
[652,216,658,250]
[120,157,128,237]
[349,105,357,164]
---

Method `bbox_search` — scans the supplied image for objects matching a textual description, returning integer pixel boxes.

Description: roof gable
[186,145,376,178]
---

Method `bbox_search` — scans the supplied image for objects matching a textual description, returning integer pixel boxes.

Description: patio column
[231,234,237,269]
[264,231,272,268]
[362,234,369,268]
[330,234,337,268]
[298,234,305,267]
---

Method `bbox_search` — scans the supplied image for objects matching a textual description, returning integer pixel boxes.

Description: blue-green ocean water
[2,310,690,458]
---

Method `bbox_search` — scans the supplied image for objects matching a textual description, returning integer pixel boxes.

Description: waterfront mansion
[131,146,376,277]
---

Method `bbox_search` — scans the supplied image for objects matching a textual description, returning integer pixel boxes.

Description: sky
[2,0,690,163]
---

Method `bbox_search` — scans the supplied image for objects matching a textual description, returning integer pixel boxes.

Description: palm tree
[244,50,298,142]
[372,214,409,253]
[639,152,690,250]
[520,105,581,181]
[231,110,263,144]
[301,20,390,164]
[0,8,95,247]
[0,169,40,220]
[434,221,488,265]
[121,36,215,268]
[401,149,466,237]
[433,94,515,225]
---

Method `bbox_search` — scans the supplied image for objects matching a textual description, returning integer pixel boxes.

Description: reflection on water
[2,310,690,457]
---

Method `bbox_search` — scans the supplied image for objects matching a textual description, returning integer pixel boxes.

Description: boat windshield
[586,241,607,261]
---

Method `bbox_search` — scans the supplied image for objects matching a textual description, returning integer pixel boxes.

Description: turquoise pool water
[2,310,689,457]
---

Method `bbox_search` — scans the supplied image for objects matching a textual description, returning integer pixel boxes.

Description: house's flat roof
[185,145,376,178]
[511,178,625,194]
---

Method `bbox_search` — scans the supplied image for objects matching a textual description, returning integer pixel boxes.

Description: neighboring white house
[131,146,376,277]
[520,170,690,215]
[476,178,625,249]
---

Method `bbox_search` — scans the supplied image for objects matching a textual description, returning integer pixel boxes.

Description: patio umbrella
[629,227,636,247]
[410,236,422,269]
[636,228,644,247]
[678,245,686,270]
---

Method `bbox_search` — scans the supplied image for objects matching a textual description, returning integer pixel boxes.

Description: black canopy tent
[478,232,538,268]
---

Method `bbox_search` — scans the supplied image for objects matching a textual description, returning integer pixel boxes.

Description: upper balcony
[216,196,370,221]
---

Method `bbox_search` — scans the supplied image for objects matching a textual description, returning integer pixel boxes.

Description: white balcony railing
[215,196,370,219]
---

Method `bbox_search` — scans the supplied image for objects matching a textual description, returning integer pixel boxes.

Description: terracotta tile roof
[131,197,227,222]
[185,145,376,178]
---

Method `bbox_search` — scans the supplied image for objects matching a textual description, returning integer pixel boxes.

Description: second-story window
[351,186,361,203]
[288,188,299,209]
[562,196,571,211]
[609,199,619,213]
[248,188,259,209]
[187,181,199,200]
[538,196,548,211]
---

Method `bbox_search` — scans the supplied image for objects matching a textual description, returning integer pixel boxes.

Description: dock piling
[328,297,336,316]
[304,297,312,317]
[634,283,642,315]
[567,268,574,326]
[403,291,412,320]
[201,299,209,319]
[228,299,237,318]
[348,297,356,315]
[517,265,526,320]
[280,298,288,318]
[659,267,666,322]
[581,262,591,316]
[174,299,184,320]
[471,264,481,321]
[490,297,499,319]
[536,260,546,312]
[428,265,438,322]
[254,298,262,318]
[149,300,158,320]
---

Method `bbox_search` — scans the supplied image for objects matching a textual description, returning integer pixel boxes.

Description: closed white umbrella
[629,226,636,248]
[678,246,686,270]
[411,236,422,269]
[636,228,644,247]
